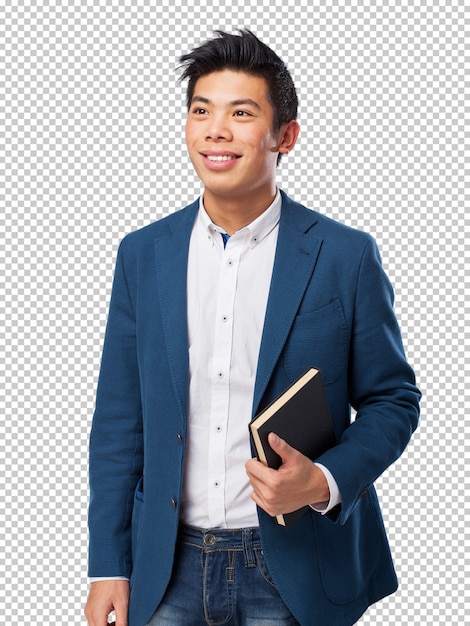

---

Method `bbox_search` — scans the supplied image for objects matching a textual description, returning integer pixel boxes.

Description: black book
[249,368,335,527]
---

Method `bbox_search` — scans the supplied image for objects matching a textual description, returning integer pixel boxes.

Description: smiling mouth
[205,154,239,162]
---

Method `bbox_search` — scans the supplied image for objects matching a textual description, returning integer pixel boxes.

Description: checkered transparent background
[1,0,469,623]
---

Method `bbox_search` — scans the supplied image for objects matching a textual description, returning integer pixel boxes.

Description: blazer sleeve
[88,238,144,577]
[315,235,421,524]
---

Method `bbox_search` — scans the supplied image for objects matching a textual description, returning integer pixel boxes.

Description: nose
[206,114,232,141]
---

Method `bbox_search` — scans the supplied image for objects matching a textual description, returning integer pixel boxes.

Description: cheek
[185,121,198,146]
[246,130,277,156]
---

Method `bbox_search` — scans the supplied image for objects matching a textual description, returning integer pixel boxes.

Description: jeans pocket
[254,548,277,589]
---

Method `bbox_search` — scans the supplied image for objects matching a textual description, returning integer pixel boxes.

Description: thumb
[268,432,295,462]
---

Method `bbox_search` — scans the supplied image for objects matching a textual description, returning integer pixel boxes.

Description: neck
[202,187,277,236]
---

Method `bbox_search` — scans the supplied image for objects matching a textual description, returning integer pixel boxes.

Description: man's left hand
[245,432,330,517]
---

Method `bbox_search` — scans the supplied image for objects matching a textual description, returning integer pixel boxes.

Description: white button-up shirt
[181,190,340,529]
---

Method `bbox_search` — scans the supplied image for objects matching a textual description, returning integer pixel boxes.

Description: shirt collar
[197,189,281,249]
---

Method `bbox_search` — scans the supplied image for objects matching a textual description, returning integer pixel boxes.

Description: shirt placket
[206,234,243,525]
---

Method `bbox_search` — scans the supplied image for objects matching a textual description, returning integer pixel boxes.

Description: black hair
[178,29,298,134]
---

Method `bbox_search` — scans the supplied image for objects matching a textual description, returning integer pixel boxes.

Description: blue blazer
[88,191,420,626]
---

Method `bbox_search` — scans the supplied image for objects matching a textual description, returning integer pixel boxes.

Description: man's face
[185,70,283,210]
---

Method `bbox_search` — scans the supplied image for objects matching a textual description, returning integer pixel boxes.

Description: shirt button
[217,371,224,379]
[227,259,233,266]
[214,481,220,488]
[216,425,222,432]
[222,314,229,322]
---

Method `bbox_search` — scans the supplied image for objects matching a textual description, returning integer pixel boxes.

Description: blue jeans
[145,524,300,626]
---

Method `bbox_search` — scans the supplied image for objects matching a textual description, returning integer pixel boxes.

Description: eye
[192,107,208,115]
[234,110,251,117]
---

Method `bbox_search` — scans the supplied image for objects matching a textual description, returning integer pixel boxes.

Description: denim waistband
[178,524,262,567]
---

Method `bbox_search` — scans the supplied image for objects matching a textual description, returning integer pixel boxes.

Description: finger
[114,602,129,626]
[114,610,127,626]
[245,457,270,480]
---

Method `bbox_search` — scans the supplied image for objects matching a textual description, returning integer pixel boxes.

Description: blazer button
[177,433,183,444]
[170,497,177,509]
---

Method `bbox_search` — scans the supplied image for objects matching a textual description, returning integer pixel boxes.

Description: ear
[277,120,300,155]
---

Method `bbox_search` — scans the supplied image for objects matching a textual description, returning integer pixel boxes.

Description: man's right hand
[84,579,130,626]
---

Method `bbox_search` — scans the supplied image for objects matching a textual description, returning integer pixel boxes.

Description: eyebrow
[190,96,262,111]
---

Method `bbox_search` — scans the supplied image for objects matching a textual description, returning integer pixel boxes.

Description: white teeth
[206,155,236,162]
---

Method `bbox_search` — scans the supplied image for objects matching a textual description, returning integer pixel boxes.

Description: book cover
[249,367,336,527]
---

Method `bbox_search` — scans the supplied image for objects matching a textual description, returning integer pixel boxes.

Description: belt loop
[243,528,256,568]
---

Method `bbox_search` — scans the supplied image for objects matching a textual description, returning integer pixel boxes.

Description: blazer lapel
[253,193,323,415]
[152,195,322,421]
[154,202,198,421]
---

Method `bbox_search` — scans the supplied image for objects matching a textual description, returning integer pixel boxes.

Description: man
[85,30,420,626]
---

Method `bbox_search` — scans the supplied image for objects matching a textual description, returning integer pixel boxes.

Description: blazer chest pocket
[283,299,348,385]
